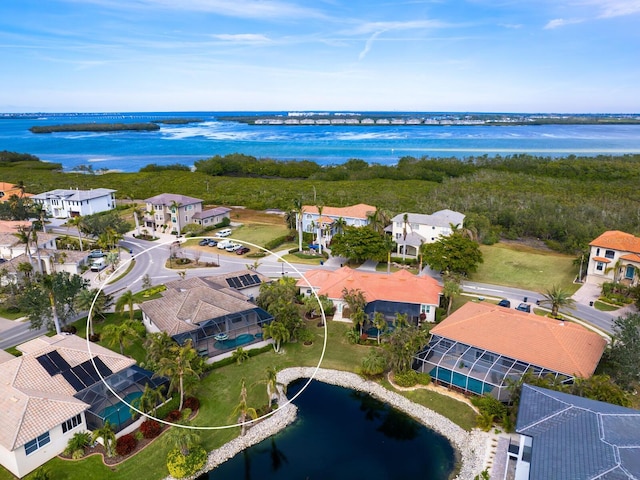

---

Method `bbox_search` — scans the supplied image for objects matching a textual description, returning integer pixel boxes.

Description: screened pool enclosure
[76,365,169,433]
[413,334,573,401]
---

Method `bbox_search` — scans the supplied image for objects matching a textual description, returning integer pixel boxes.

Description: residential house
[143,193,203,234]
[414,302,607,401]
[0,182,33,202]
[511,384,640,480]
[191,206,231,228]
[586,230,640,286]
[0,334,166,478]
[32,188,116,218]
[385,209,465,258]
[140,274,273,358]
[298,203,375,247]
[297,266,442,324]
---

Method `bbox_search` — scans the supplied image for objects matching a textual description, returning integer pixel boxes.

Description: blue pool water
[434,368,493,395]
[98,391,143,427]
[200,380,456,479]
[214,333,256,350]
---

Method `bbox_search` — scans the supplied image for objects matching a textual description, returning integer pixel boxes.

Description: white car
[217,240,231,249]
[217,228,232,237]
[225,243,242,252]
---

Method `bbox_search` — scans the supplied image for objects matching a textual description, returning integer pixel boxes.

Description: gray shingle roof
[389,209,465,229]
[32,188,115,201]
[144,193,203,206]
[516,384,640,480]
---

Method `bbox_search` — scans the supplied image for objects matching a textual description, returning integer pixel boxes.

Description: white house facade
[586,230,640,286]
[32,189,116,218]
[386,209,465,258]
[298,203,375,246]
[192,207,231,228]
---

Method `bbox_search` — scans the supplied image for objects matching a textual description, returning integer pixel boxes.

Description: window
[596,262,604,272]
[605,250,615,259]
[62,414,82,433]
[420,304,431,314]
[596,248,600,256]
[24,432,50,455]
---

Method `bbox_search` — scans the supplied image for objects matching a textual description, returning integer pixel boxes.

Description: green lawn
[470,242,579,293]
[229,223,288,250]
[2,319,477,480]
[0,307,25,320]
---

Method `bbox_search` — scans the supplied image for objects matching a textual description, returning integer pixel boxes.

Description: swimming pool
[214,333,256,350]
[98,391,143,427]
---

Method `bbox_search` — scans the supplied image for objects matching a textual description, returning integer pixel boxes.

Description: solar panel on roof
[226,278,235,288]
[251,275,261,284]
[47,350,71,372]
[78,360,102,383]
[71,365,93,388]
[36,354,59,376]
[61,369,86,392]
[240,274,251,286]
[231,277,242,288]
[92,357,113,377]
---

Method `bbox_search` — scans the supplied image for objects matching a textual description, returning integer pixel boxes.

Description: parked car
[226,243,242,252]
[90,257,107,272]
[497,299,511,308]
[217,240,231,249]
[89,249,104,258]
[235,246,250,255]
[217,228,232,237]
[198,239,209,246]
[207,239,218,247]
[516,303,531,313]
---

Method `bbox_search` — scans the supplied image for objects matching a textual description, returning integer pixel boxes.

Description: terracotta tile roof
[0,182,33,202]
[1,334,134,451]
[140,275,260,335]
[0,220,31,233]
[592,256,612,263]
[620,253,640,263]
[430,302,606,378]
[302,203,376,220]
[590,230,640,254]
[297,267,442,305]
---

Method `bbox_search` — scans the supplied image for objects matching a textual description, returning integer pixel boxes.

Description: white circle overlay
[85,235,328,430]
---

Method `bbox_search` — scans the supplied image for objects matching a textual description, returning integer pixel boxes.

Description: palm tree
[144,332,176,370]
[232,379,258,436]
[75,288,113,336]
[342,287,367,334]
[67,216,84,251]
[13,226,33,267]
[132,384,166,419]
[402,213,410,261]
[372,311,387,345]
[132,205,145,237]
[265,366,280,407]
[156,339,203,411]
[442,277,462,316]
[91,421,116,458]
[115,290,136,321]
[30,228,44,275]
[101,320,140,355]
[540,285,576,318]
[367,207,390,234]
[164,419,201,456]
[293,198,304,252]
[169,200,182,236]
[231,347,250,365]
[334,216,347,236]
[40,274,63,335]
[262,321,290,353]
[315,204,324,254]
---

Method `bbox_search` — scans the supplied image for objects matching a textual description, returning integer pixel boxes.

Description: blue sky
[1,0,639,113]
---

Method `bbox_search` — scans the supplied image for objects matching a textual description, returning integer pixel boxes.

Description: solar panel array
[36,352,113,392]
[225,274,262,289]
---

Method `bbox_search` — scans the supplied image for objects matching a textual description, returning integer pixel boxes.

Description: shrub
[416,372,431,385]
[264,233,294,251]
[183,397,200,412]
[140,419,162,439]
[115,433,137,456]
[166,446,207,479]
[61,325,77,334]
[165,410,182,422]
[394,370,419,388]
[64,431,91,459]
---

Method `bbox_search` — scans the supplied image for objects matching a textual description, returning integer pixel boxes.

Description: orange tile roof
[297,267,442,305]
[620,253,640,263]
[0,182,33,202]
[592,256,611,263]
[590,230,640,254]
[430,302,606,378]
[302,203,376,220]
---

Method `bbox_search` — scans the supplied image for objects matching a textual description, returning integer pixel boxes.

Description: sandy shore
[171,367,491,480]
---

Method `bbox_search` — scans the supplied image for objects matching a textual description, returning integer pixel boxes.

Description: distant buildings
[32,188,116,218]
[143,193,203,234]
[587,230,640,286]
[0,182,33,202]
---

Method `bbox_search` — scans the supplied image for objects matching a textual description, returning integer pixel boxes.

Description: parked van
[217,228,232,237]
[90,257,107,272]
[217,239,232,249]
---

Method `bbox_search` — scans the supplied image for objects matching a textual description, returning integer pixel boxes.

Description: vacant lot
[471,242,579,293]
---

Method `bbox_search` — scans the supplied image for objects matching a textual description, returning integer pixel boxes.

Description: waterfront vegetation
[4,153,640,254]
[29,123,161,133]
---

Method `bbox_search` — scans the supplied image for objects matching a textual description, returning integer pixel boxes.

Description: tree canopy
[330,226,392,263]
[603,312,640,391]
[420,232,483,276]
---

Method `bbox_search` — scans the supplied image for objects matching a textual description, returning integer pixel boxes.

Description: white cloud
[593,0,640,18]
[358,31,384,60]
[211,33,272,45]
[543,17,584,29]
[351,19,448,35]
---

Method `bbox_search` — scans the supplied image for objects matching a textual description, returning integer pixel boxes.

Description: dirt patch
[498,238,557,254]
[228,208,287,225]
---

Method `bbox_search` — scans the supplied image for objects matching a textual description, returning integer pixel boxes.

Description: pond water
[200,379,456,480]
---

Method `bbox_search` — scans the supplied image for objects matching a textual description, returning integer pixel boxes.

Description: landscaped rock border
[168,367,488,480]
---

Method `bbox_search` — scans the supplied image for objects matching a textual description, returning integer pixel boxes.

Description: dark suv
[497,299,511,308]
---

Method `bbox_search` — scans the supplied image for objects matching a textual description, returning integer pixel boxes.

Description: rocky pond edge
[169,367,489,480]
